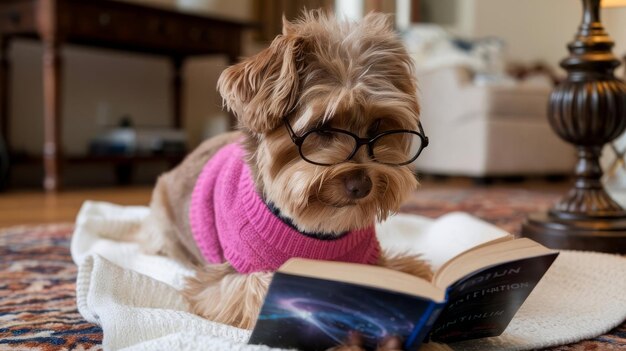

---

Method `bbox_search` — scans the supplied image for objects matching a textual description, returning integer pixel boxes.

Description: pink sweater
[188,142,380,273]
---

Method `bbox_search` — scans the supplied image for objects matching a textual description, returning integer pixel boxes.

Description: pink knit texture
[189,143,380,273]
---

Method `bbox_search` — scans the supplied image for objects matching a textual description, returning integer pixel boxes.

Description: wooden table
[0,0,250,191]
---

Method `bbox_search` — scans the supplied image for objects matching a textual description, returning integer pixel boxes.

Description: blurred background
[0,0,625,193]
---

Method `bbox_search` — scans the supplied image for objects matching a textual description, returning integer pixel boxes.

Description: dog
[138,10,432,350]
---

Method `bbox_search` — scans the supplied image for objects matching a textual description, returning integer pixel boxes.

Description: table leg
[227,51,240,130]
[172,56,184,130]
[411,0,421,22]
[42,41,62,192]
[0,38,10,151]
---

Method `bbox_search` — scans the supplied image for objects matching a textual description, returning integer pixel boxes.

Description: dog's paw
[326,333,404,351]
[376,336,404,350]
[183,264,272,329]
[326,331,364,351]
[380,252,433,281]
[327,346,365,351]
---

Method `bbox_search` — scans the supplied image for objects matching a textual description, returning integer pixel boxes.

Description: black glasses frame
[284,118,429,166]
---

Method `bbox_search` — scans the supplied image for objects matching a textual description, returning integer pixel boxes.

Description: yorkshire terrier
[139,10,431,351]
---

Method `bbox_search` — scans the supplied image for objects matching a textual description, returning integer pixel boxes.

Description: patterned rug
[0,187,624,351]
[0,225,102,351]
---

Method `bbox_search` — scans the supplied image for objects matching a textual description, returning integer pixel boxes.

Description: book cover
[429,253,559,342]
[249,251,558,350]
[248,273,443,351]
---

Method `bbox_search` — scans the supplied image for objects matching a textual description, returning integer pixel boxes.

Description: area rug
[1,186,625,351]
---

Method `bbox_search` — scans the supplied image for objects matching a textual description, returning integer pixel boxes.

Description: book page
[377,213,512,271]
[432,238,555,288]
[280,258,446,302]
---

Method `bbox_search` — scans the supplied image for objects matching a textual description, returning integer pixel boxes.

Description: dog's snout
[343,171,372,200]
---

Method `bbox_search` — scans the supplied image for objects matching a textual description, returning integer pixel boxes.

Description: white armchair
[403,25,576,177]
[413,67,576,177]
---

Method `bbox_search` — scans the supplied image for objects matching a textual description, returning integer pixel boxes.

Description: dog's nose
[344,171,372,200]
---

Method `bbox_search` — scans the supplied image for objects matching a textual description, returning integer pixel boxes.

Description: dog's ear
[361,11,394,32]
[217,19,302,134]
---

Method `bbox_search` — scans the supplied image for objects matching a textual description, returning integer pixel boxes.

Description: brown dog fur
[138,11,432,339]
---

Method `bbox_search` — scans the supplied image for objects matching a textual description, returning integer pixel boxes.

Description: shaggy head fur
[218,10,421,235]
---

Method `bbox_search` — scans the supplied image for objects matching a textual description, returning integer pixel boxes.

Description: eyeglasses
[284,118,429,166]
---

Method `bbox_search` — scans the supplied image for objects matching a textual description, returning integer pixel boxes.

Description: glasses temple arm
[284,118,298,142]
[417,120,429,144]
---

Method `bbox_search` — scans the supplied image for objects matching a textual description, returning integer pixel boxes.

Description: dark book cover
[429,253,559,343]
[249,252,558,350]
[248,273,443,351]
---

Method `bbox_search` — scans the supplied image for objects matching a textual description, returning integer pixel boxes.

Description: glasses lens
[300,130,356,165]
[372,131,423,165]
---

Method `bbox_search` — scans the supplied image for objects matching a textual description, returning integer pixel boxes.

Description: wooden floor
[0,186,153,228]
[0,178,571,229]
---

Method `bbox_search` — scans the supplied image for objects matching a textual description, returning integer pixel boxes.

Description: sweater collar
[238,162,377,258]
[264,201,349,240]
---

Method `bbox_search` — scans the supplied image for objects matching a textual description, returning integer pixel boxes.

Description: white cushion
[414,67,576,176]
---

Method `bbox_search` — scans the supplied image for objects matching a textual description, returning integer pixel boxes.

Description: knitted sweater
[188,143,380,274]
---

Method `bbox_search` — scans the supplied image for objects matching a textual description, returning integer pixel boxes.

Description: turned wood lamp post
[522,0,626,253]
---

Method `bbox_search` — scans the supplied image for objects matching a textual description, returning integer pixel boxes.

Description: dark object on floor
[424,174,450,182]
[544,174,569,183]
[0,136,8,190]
[471,176,494,186]
[470,176,527,186]
[89,120,187,185]
[89,128,187,156]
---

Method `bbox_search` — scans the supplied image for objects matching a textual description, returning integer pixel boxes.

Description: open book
[248,236,558,351]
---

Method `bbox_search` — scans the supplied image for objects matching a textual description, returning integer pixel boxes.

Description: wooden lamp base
[520,0,626,254]
[522,213,626,253]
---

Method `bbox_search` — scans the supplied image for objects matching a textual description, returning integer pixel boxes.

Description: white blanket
[72,201,626,351]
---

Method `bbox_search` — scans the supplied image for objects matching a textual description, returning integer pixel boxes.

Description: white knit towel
[72,201,626,351]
